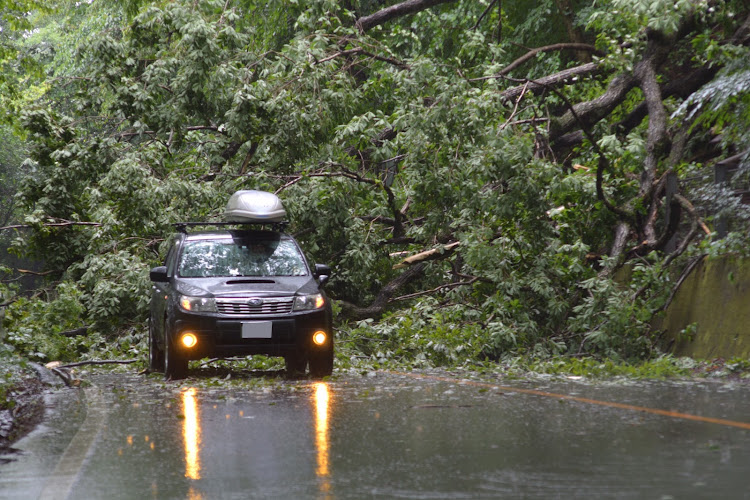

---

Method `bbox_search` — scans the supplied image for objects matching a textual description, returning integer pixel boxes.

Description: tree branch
[549,72,636,141]
[56,359,138,368]
[58,326,90,337]
[338,262,427,320]
[553,12,747,152]
[496,62,602,102]
[495,43,603,77]
[472,0,498,30]
[673,194,711,235]
[392,242,460,269]
[634,58,668,203]
[599,221,630,276]
[391,277,478,301]
[0,220,102,231]
[613,66,718,137]
[356,0,457,32]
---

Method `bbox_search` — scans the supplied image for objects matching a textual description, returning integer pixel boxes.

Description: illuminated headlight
[293,293,325,311]
[179,295,217,312]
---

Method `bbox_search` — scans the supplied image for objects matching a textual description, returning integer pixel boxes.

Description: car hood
[174,276,320,297]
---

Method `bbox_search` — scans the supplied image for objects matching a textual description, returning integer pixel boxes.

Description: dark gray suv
[148,225,333,380]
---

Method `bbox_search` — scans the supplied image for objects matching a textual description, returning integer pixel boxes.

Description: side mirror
[150,266,168,282]
[314,264,331,286]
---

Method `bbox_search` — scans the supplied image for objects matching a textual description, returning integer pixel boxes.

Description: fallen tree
[6,0,750,359]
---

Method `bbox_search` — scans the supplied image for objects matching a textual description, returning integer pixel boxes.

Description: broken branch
[393,241,460,269]
[56,359,138,368]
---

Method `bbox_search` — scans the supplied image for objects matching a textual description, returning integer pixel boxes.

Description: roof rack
[173,221,290,234]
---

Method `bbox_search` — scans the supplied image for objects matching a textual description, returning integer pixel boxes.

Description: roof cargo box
[224,190,286,223]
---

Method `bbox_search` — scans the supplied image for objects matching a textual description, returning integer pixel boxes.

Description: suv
[148,191,333,380]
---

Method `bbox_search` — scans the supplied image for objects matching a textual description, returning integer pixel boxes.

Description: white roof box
[224,190,286,223]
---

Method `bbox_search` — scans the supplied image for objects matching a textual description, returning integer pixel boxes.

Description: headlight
[179,295,217,312]
[293,293,325,311]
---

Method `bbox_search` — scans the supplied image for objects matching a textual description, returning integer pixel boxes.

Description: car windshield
[178,237,307,277]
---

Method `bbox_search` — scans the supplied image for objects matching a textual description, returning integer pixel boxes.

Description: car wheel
[285,352,307,377]
[164,332,188,380]
[308,344,334,378]
[148,318,165,372]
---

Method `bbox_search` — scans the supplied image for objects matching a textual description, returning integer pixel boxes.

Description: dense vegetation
[1,0,750,373]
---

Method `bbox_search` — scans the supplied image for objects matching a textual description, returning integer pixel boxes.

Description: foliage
[1,279,148,363]
[3,282,86,361]
[1,0,749,369]
[337,298,493,369]
[508,354,697,379]
[0,124,25,225]
[566,255,673,359]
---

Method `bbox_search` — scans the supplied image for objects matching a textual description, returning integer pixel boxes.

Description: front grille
[216,297,294,316]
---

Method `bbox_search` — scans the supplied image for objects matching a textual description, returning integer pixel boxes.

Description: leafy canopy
[2,0,750,365]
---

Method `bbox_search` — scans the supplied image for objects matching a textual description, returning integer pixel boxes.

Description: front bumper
[170,308,331,360]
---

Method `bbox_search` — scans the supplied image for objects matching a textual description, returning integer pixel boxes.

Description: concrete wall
[659,255,750,359]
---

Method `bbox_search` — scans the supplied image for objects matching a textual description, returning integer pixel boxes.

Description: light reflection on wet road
[182,387,201,482]
[313,382,332,498]
[2,370,750,499]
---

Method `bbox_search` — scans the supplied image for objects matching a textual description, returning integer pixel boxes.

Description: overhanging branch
[497,62,602,102]
[0,220,102,231]
[356,0,457,32]
[494,43,603,77]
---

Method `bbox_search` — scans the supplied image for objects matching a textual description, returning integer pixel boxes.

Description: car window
[178,238,308,277]
[165,241,178,276]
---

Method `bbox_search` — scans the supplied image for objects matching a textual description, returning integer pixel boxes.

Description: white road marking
[38,387,107,500]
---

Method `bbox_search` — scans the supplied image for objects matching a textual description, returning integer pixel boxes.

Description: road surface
[2,368,750,499]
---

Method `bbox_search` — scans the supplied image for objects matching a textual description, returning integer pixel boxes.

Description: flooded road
[2,369,750,499]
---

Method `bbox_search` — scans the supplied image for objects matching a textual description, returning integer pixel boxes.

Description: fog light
[312,331,327,346]
[181,333,198,349]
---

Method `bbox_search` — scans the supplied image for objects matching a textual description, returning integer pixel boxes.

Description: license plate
[241,321,273,339]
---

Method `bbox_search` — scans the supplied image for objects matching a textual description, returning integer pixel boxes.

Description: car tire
[308,343,334,378]
[285,352,307,377]
[164,332,188,380]
[148,318,165,372]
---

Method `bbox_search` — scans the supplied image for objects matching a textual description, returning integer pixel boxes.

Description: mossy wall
[659,255,750,359]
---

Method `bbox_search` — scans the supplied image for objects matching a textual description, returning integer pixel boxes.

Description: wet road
[2,369,750,499]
